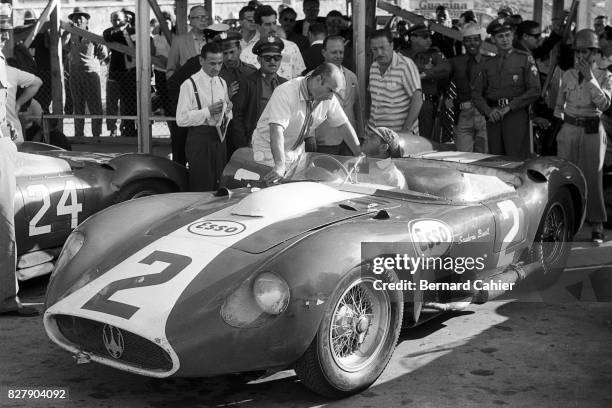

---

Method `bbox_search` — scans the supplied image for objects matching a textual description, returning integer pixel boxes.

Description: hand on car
[264,164,286,183]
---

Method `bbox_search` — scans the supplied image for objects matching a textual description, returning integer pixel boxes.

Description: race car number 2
[27,180,83,236]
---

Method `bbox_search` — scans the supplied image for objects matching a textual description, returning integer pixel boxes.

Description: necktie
[466,57,476,81]
[291,99,316,150]
[497,52,506,72]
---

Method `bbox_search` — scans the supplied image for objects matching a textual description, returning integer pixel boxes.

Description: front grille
[55,315,173,372]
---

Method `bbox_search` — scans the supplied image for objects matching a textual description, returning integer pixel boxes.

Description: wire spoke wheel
[329,277,390,372]
[538,202,568,267]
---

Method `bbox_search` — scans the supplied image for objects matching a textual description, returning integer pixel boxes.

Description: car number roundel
[409,218,453,256]
[187,220,246,237]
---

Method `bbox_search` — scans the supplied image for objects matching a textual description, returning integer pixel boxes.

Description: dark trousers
[185,125,227,192]
[116,69,137,137]
[486,108,530,158]
[419,99,436,140]
[170,121,188,165]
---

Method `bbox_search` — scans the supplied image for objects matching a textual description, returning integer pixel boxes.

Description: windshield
[284,153,515,202]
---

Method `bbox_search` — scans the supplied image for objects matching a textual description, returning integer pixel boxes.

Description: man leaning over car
[251,62,361,182]
[0,4,38,317]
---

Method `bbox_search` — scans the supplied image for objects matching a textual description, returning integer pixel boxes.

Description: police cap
[253,35,284,55]
[407,23,431,37]
[212,30,242,50]
[487,18,513,35]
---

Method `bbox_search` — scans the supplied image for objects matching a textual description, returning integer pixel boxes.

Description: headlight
[51,231,85,277]
[253,272,290,315]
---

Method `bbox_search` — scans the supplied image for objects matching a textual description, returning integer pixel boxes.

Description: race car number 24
[27,180,82,236]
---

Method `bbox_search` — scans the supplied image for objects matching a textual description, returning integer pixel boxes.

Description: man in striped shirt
[368,29,422,134]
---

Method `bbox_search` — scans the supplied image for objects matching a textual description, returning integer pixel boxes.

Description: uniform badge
[530,65,539,76]
[512,74,518,83]
[527,55,535,65]
[267,35,275,43]
[220,32,227,40]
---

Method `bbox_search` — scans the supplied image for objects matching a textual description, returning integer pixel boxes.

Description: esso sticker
[409,219,453,256]
[188,220,246,237]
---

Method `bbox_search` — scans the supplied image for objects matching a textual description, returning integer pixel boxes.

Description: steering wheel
[310,155,351,180]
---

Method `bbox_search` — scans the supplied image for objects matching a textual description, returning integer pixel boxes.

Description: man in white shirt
[251,62,360,182]
[5,64,42,142]
[240,5,305,80]
[238,5,258,50]
[177,42,232,192]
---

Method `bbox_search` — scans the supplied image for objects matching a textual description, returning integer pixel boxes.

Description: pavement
[1,224,611,407]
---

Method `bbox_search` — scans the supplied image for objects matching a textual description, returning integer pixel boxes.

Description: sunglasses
[261,55,282,62]
[527,33,542,39]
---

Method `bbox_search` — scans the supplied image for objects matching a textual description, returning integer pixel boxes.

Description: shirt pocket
[386,81,402,92]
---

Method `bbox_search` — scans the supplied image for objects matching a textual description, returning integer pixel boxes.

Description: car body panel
[14,142,187,280]
[44,148,586,380]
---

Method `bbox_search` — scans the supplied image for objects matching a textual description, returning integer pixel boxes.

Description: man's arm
[16,77,43,112]
[403,90,422,132]
[166,37,181,78]
[337,123,361,155]
[265,123,286,182]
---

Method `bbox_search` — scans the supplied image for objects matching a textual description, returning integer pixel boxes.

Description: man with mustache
[472,19,541,158]
[447,23,488,153]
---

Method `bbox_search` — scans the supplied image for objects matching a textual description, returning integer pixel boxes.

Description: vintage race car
[15,142,188,280]
[44,148,585,398]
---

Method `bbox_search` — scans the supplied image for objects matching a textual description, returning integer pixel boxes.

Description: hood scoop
[231,182,354,218]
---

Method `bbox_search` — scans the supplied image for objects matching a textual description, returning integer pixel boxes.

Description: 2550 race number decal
[26,180,83,236]
[81,251,192,319]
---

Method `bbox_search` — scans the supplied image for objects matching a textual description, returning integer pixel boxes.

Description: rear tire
[531,188,574,289]
[115,179,174,203]
[294,267,403,398]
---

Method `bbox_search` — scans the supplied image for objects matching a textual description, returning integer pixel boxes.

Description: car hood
[37,150,123,169]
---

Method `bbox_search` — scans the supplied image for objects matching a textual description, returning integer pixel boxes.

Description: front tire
[531,188,574,288]
[294,267,403,398]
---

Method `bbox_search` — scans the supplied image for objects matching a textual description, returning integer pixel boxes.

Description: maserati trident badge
[102,324,124,359]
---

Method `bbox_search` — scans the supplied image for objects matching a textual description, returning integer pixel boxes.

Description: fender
[524,157,586,234]
[108,154,188,192]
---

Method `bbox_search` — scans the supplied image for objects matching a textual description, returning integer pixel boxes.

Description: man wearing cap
[497,5,515,20]
[233,35,288,155]
[401,23,450,140]
[251,62,360,182]
[554,29,611,243]
[314,34,363,155]
[62,7,107,138]
[213,30,257,159]
[472,18,541,158]
[240,5,305,80]
[176,42,232,191]
[0,3,38,317]
[447,23,488,152]
[166,5,210,78]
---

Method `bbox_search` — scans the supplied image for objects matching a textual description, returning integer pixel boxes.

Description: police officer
[472,19,541,158]
[0,3,38,317]
[212,30,257,159]
[401,23,451,140]
[554,29,611,243]
[448,23,488,152]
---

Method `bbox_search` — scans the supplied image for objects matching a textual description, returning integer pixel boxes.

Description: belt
[486,98,511,108]
[422,93,439,102]
[564,114,599,128]
[459,101,473,110]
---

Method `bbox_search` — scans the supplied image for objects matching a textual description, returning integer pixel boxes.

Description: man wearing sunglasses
[515,21,562,61]
[233,36,288,154]
[472,18,541,158]
[402,23,450,140]
[251,62,361,183]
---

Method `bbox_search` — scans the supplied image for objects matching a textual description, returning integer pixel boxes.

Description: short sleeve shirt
[251,77,348,165]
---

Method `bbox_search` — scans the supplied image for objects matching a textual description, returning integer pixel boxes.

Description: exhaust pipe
[424,260,543,312]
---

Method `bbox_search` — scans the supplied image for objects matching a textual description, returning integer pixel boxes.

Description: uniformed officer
[212,30,257,160]
[554,29,611,243]
[448,23,488,152]
[472,19,541,158]
[0,3,38,317]
[232,36,287,154]
[401,23,451,140]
